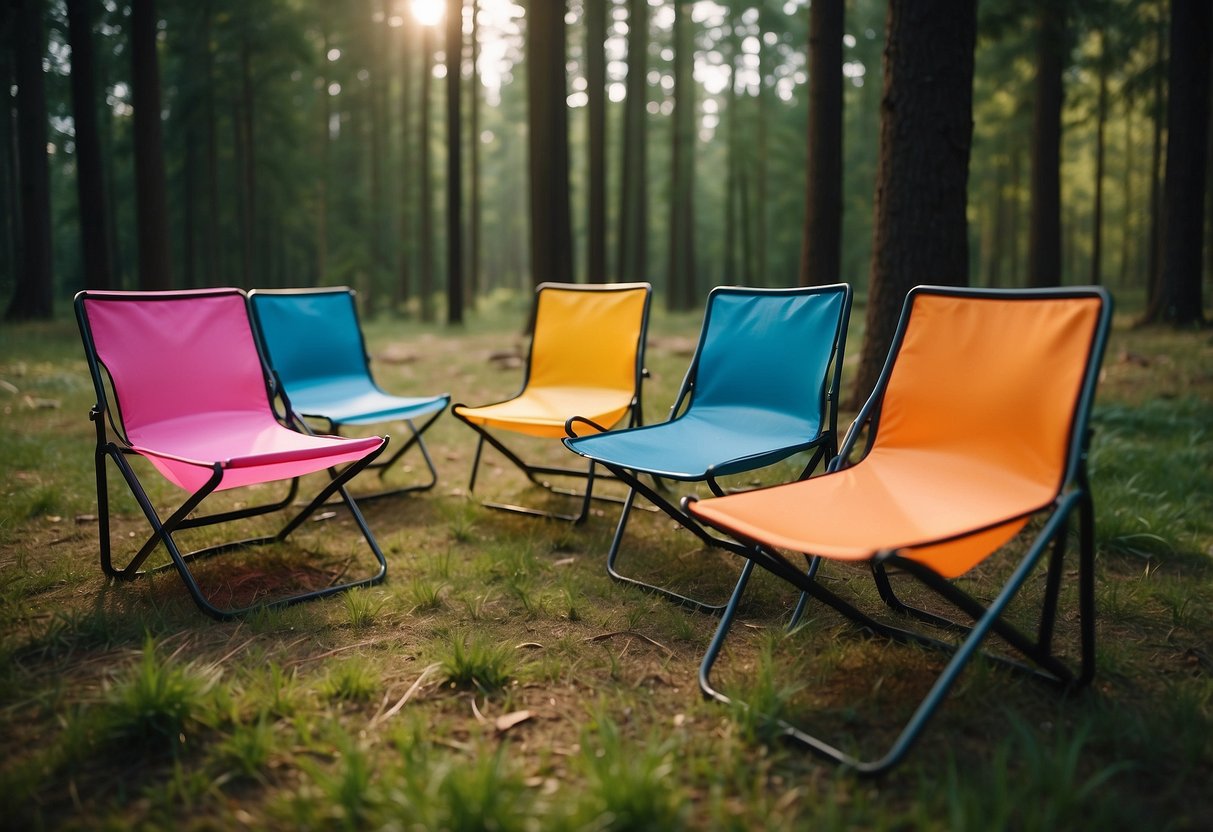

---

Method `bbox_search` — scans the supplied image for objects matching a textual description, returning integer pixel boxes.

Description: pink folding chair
[75,288,390,619]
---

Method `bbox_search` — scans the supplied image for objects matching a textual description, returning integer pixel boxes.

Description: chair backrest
[862,286,1111,494]
[249,288,371,393]
[76,289,272,434]
[687,285,851,425]
[525,283,651,395]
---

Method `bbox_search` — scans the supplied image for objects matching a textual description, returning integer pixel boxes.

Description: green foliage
[570,712,687,831]
[322,658,379,702]
[341,587,384,628]
[440,631,514,693]
[103,636,214,754]
[0,307,1209,828]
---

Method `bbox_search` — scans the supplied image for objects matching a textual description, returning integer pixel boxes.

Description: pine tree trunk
[6,0,54,319]
[850,0,977,408]
[419,25,436,322]
[800,0,843,287]
[585,0,607,283]
[1145,1,1166,310]
[66,0,113,290]
[1089,31,1108,286]
[618,0,648,284]
[469,0,482,301]
[446,0,464,325]
[1027,1,1064,288]
[397,18,413,307]
[130,0,172,290]
[1153,0,1210,325]
[526,0,573,287]
[667,1,695,311]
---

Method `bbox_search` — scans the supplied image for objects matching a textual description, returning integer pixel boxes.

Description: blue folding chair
[562,284,852,612]
[249,287,450,499]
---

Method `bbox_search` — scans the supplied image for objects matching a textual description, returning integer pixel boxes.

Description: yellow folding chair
[452,282,652,522]
[685,285,1113,775]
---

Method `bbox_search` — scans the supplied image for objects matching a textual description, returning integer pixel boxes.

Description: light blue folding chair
[562,284,851,612]
[249,287,450,499]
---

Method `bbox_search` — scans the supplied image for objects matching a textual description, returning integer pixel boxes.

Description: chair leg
[96,440,390,620]
[349,410,443,498]
[455,409,627,522]
[785,555,820,631]
[600,465,764,613]
[699,495,1091,775]
[606,486,731,614]
[699,559,757,704]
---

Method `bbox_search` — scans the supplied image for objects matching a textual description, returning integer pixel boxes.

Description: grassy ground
[0,290,1210,830]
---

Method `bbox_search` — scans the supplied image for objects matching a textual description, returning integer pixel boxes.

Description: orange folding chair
[686,285,1113,774]
[451,282,652,522]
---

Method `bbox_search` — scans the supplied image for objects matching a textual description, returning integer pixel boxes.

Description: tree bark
[238,32,255,288]
[469,0,482,302]
[799,0,843,287]
[130,0,172,290]
[850,0,977,407]
[1089,29,1108,286]
[525,0,573,286]
[419,24,436,321]
[6,0,54,319]
[397,17,413,307]
[667,0,695,310]
[1027,1,1064,288]
[66,0,113,290]
[618,0,648,284]
[724,3,739,284]
[0,22,16,294]
[585,0,607,283]
[1152,0,1211,325]
[1146,1,1166,306]
[446,0,464,324]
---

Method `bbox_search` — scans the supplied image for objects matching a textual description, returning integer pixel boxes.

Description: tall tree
[851,0,977,406]
[446,0,464,324]
[525,0,572,285]
[667,0,696,310]
[236,16,255,287]
[799,0,843,287]
[723,2,739,283]
[0,14,16,293]
[6,0,54,319]
[1146,0,1166,301]
[1147,0,1211,324]
[397,15,414,308]
[1089,27,1109,285]
[66,0,113,290]
[318,27,332,285]
[618,0,648,284]
[131,0,173,290]
[585,0,608,283]
[1027,1,1065,288]
[418,21,436,321]
[468,0,482,302]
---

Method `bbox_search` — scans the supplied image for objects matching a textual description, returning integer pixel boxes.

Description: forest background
[3,0,1210,360]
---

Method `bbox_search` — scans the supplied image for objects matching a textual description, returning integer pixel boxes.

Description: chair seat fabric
[688,445,1053,578]
[455,386,636,439]
[128,410,384,493]
[567,405,825,480]
[288,376,449,426]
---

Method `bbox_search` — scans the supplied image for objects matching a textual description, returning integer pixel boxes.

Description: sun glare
[410,0,445,27]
